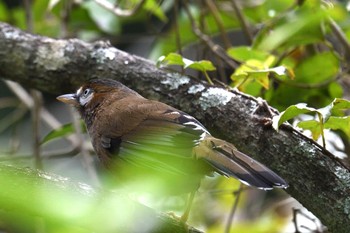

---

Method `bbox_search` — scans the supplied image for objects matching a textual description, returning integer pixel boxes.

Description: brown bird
[57,78,287,205]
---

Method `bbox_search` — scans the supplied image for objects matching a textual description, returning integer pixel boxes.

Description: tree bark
[0,22,350,232]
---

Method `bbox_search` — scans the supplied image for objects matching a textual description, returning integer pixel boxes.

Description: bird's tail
[194,135,288,190]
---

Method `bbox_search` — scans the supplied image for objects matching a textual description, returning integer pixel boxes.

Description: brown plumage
[57,79,288,195]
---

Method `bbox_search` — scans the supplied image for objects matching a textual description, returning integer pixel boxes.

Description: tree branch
[0,22,350,232]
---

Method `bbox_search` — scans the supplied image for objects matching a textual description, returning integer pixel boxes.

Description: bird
[57,78,288,218]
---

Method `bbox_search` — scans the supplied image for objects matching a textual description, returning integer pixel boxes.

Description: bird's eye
[79,88,93,106]
[83,88,91,97]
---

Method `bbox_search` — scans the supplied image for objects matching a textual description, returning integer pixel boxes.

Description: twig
[229,0,253,44]
[205,0,231,49]
[328,17,350,58]
[0,146,86,161]
[31,90,43,169]
[4,80,78,146]
[93,0,146,17]
[224,184,243,233]
[0,97,19,108]
[174,0,184,74]
[183,0,239,70]
[59,0,73,38]
[270,72,341,89]
[23,0,33,32]
[0,105,27,133]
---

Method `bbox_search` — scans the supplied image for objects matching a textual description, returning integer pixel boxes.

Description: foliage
[272,98,350,147]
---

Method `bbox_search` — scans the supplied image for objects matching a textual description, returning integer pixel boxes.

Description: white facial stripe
[76,87,83,96]
[77,87,94,106]
[79,92,94,106]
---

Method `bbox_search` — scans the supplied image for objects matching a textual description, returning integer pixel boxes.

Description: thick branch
[0,22,350,232]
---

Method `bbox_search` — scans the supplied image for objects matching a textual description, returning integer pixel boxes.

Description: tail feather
[194,135,288,190]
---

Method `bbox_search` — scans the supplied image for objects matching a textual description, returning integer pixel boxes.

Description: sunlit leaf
[82,1,120,34]
[144,0,167,21]
[247,71,270,89]
[272,103,316,130]
[157,53,185,66]
[297,120,322,140]
[227,46,272,62]
[158,53,216,72]
[232,57,290,90]
[319,98,350,119]
[324,116,350,138]
[48,0,61,11]
[185,60,216,72]
[255,9,326,51]
[331,98,350,110]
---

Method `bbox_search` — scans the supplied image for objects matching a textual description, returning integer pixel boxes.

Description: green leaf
[328,82,343,99]
[144,0,167,21]
[157,53,185,66]
[272,103,316,130]
[157,53,216,72]
[255,8,326,51]
[324,116,350,138]
[82,1,120,34]
[185,60,216,72]
[294,52,339,84]
[297,120,322,140]
[231,59,290,90]
[41,121,86,145]
[227,46,272,63]
[332,98,350,111]
[318,98,350,120]
[48,0,60,11]
[247,70,270,89]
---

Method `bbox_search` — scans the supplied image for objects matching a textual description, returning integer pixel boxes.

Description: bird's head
[57,79,140,120]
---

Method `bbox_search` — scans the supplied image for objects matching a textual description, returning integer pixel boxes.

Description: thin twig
[93,0,146,17]
[174,0,182,54]
[224,184,243,233]
[0,97,19,109]
[0,146,90,161]
[205,0,231,49]
[31,90,43,169]
[4,80,78,146]
[174,0,184,74]
[23,0,33,32]
[328,17,350,59]
[59,0,72,38]
[0,105,27,133]
[183,0,239,70]
[271,72,341,89]
[8,126,21,155]
[229,0,253,44]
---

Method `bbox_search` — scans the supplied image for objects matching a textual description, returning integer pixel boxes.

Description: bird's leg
[253,97,277,126]
[180,190,197,222]
[253,97,275,118]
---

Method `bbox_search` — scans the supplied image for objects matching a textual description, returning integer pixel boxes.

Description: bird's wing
[101,106,211,177]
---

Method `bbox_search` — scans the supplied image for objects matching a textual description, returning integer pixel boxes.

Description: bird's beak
[57,94,78,105]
